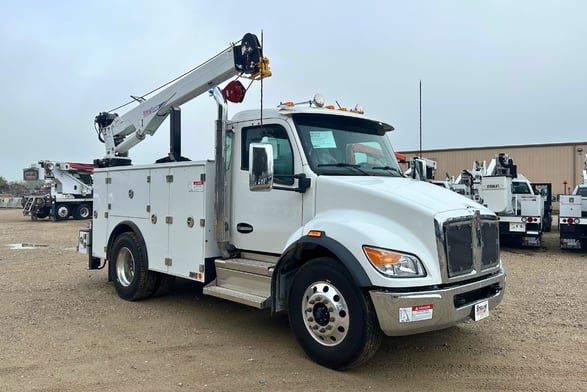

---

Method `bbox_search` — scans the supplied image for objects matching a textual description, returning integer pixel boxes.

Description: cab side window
[242,125,294,185]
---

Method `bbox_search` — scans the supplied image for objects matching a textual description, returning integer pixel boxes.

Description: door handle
[236,223,253,234]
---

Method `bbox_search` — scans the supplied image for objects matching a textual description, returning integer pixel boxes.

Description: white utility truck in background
[455,153,547,247]
[404,156,437,181]
[559,154,587,250]
[405,156,468,193]
[22,160,93,220]
[78,33,505,369]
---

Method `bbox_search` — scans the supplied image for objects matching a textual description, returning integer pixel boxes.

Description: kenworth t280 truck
[78,33,505,369]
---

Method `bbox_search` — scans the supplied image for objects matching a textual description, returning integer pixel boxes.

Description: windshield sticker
[309,130,337,148]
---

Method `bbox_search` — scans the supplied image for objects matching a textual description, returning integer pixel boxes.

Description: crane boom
[94,33,270,167]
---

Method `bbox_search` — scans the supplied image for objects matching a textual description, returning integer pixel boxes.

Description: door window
[242,125,294,185]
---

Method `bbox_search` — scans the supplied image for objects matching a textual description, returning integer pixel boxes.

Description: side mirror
[249,143,274,191]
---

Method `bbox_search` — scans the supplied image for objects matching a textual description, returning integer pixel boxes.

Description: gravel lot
[0,208,585,392]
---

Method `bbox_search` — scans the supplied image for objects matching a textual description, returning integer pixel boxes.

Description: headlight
[363,246,426,278]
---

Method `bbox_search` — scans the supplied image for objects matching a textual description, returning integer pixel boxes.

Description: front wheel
[111,232,157,301]
[288,257,382,370]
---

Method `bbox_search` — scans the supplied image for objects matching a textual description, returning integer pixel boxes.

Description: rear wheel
[288,257,382,370]
[74,204,92,220]
[54,204,71,220]
[111,232,157,301]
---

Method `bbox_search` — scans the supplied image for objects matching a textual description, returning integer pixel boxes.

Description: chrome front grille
[445,221,474,277]
[436,214,500,280]
[480,220,500,268]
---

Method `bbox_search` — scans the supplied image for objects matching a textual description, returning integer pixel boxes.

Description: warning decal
[399,304,434,323]
[189,180,204,192]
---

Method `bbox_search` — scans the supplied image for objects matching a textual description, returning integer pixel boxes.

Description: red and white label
[189,180,204,192]
[399,304,434,323]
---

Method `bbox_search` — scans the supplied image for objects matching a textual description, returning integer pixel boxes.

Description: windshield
[293,113,402,177]
[576,186,587,197]
[512,181,532,194]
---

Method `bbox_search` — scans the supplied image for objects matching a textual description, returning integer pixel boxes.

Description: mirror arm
[273,173,311,193]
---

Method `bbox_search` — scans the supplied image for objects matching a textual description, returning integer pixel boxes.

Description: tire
[74,204,92,220]
[54,204,71,220]
[111,232,157,301]
[32,207,49,220]
[288,257,382,370]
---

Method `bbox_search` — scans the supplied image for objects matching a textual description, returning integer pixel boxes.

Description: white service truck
[22,160,94,220]
[78,33,505,369]
[457,153,546,247]
[559,154,587,250]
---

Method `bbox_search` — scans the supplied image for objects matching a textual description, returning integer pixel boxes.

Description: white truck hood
[315,176,489,216]
[306,175,498,288]
[310,176,494,286]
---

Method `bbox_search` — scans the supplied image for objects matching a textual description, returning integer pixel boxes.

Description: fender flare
[271,234,372,313]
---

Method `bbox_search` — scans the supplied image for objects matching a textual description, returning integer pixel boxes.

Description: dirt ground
[0,208,585,392]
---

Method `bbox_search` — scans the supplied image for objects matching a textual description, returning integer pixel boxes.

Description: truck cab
[211,104,505,367]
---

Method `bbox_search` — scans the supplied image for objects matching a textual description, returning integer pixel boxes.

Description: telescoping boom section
[93,33,271,167]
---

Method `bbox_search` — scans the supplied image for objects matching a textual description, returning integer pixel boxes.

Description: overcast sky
[1,1,585,182]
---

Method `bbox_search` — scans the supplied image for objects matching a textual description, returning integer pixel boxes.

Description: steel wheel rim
[56,206,69,218]
[116,247,135,287]
[301,280,350,347]
[79,206,90,219]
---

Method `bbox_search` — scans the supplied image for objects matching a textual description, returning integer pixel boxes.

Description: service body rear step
[203,258,274,309]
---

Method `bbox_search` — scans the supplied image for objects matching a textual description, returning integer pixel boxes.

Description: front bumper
[369,269,506,336]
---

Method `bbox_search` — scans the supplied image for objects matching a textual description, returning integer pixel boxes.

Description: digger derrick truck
[77,33,505,370]
[456,153,548,247]
[22,160,93,220]
[559,154,587,250]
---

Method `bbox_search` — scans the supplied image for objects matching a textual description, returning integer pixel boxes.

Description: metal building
[400,141,587,197]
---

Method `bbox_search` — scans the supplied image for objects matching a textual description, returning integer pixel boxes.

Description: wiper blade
[317,163,370,175]
[372,166,403,176]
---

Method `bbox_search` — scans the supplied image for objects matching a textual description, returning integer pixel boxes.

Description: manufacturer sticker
[399,304,433,323]
[189,180,204,192]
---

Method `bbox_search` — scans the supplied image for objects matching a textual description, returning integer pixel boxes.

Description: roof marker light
[352,104,364,114]
[313,94,325,108]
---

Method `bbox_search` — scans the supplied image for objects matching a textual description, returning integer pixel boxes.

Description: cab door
[230,120,304,254]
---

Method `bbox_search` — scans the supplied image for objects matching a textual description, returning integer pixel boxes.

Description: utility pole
[419,80,422,158]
